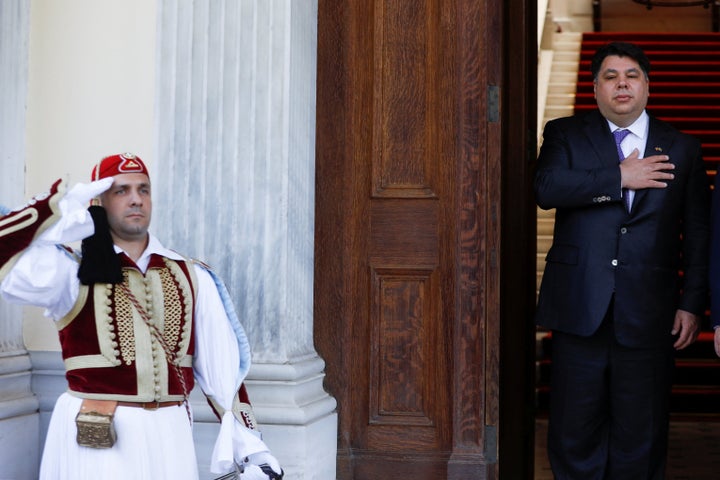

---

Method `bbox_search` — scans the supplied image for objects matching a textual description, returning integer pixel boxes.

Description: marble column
[0,2,41,479]
[154,1,336,479]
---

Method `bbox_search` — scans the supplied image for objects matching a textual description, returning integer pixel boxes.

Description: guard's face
[594,54,649,127]
[100,173,152,243]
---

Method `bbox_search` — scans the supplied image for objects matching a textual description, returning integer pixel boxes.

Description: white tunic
[1,198,268,479]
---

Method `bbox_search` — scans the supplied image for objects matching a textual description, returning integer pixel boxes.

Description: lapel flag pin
[654,146,663,152]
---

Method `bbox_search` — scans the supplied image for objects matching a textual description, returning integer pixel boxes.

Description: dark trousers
[547,313,674,480]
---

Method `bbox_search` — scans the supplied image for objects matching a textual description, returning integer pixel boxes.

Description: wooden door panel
[314,0,537,477]
[371,0,441,199]
[366,0,448,455]
[370,200,438,264]
[316,0,481,474]
[368,267,442,448]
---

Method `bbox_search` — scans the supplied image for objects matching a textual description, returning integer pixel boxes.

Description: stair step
[575,81,720,94]
[577,71,720,81]
[536,237,553,253]
[582,32,720,43]
[581,50,720,61]
[568,113,720,131]
[677,130,720,144]
[547,84,577,95]
[673,360,720,386]
[551,72,582,83]
[546,93,576,102]
[544,106,575,119]
[670,388,720,414]
[580,59,720,71]
[575,93,720,106]
[537,221,554,236]
[535,255,547,271]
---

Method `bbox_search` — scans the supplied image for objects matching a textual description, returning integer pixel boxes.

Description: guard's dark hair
[590,41,651,81]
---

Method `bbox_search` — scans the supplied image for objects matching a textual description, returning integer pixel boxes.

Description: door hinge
[485,424,498,463]
[488,85,500,123]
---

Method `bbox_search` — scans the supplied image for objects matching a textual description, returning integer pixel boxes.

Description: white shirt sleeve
[0,244,80,320]
[191,265,269,473]
[192,264,242,401]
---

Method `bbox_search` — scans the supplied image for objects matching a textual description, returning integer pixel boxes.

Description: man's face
[594,54,649,127]
[99,173,152,243]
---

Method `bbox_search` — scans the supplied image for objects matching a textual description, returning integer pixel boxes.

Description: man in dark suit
[535,42,710,479]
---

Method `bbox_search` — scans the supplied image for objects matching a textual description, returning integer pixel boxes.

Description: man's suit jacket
[534,109,710,348]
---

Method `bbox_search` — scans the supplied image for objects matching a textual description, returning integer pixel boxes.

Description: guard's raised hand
[62,177,114,209]
[40,177,115,245]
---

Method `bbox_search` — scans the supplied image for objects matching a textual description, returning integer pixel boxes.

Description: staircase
[535,32,582,414]
[536,32,583,300]
[536,32,720,415]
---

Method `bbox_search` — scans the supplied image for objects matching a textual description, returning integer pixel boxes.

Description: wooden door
[314,0,537,478]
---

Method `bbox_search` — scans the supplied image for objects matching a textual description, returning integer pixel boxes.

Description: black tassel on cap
[78,205,123,285]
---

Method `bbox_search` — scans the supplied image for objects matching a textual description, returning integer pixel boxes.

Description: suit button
[620,227,627,234]
[611,259,618,266]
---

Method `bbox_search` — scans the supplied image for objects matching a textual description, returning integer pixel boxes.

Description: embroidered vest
[57,254,196,402]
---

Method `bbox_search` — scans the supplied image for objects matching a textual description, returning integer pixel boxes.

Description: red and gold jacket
[58,254,197,402]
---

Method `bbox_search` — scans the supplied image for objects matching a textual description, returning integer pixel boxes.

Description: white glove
[242,452,283,479]
[240,465,269,480]
[248,452,281,473]
[59,178,114,215]
[40,178,114,244]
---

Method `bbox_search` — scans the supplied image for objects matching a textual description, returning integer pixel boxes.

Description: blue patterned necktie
[614,129,632,212]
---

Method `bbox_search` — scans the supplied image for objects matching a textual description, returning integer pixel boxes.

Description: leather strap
[80,399,118,416]
[117,400,183,410]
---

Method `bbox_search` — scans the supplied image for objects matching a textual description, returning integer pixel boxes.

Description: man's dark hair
[590,41,651,81]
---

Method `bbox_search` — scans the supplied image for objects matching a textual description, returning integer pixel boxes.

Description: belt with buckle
[116,400,183,410]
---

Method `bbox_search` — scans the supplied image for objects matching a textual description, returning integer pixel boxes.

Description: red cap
[91,153,148,181]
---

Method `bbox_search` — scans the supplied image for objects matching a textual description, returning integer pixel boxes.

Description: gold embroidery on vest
[158,265,182,358]
[162,257,193,361]
[88,283,123,367]
[113,261,193,370]
[114,276,137,365]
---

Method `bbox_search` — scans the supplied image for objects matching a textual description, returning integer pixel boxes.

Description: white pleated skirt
[39,393,199,480]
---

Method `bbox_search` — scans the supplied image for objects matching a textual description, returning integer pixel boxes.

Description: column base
[245,355,338,480]
[0,352,40,479]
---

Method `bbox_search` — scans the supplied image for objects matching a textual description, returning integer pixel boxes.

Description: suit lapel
[583,110,618,169]
[632,116,676,213]
[643,116,674,160]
